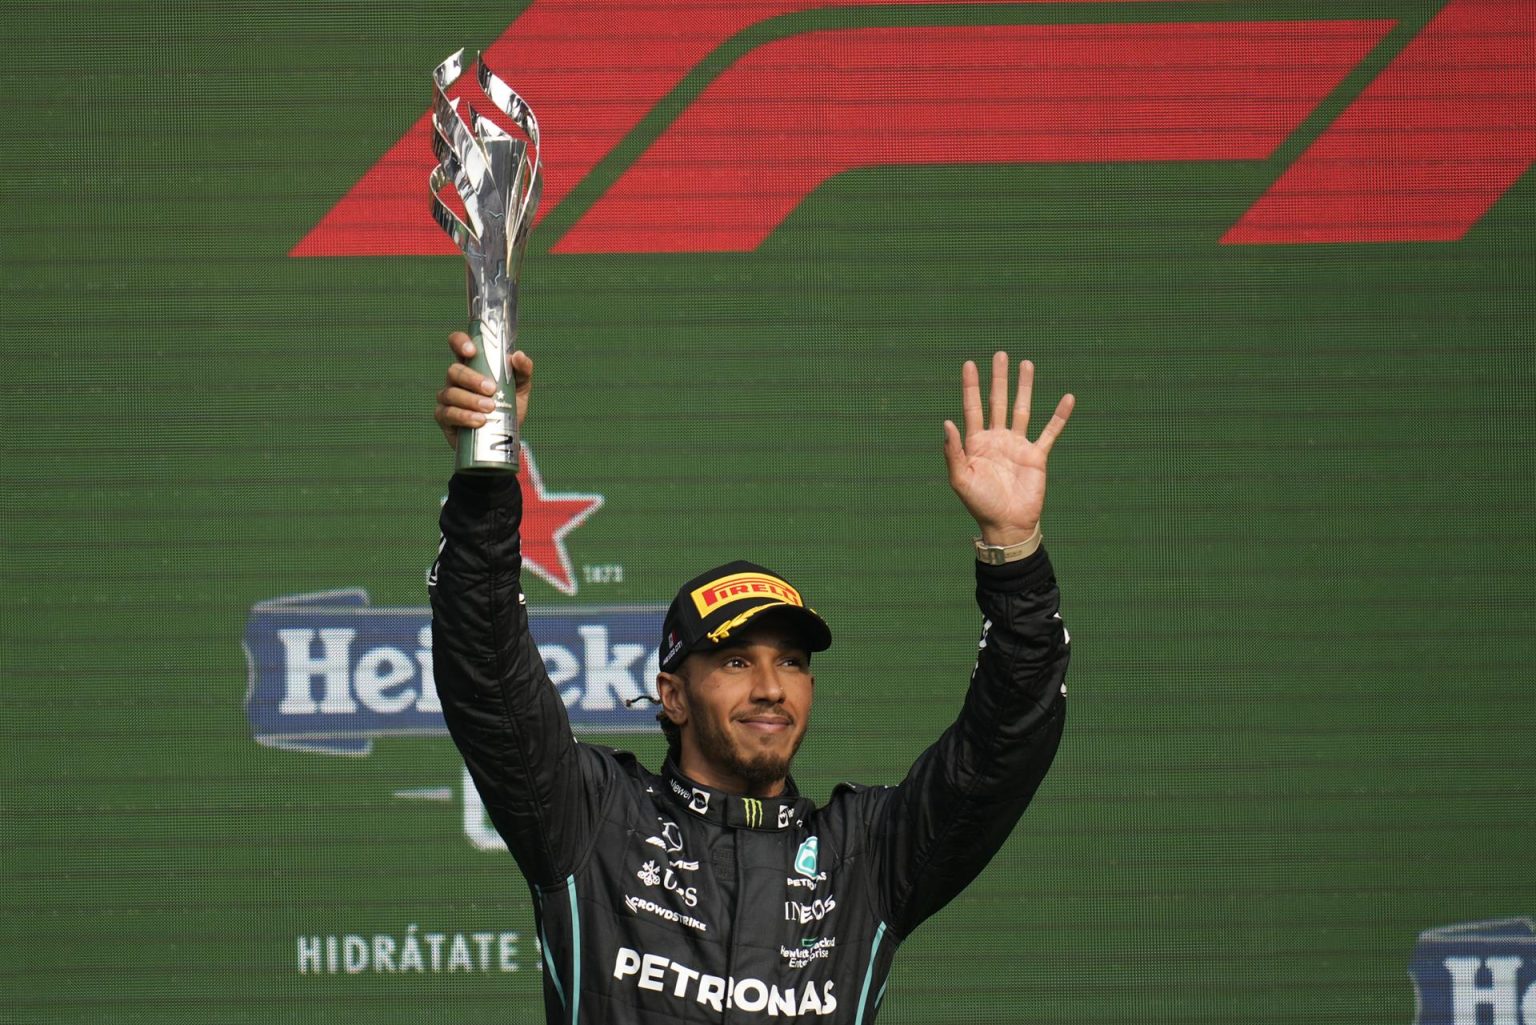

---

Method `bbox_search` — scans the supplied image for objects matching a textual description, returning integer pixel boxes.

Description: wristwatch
[973,525,1042,564]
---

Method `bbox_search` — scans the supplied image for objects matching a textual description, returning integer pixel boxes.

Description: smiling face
[657,617,814,797]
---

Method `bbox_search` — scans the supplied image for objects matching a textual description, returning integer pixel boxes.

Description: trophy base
[451,316,519,474]
[455,408,520,474]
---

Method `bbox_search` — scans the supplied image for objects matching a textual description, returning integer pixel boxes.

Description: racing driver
[430,335,1074,1023]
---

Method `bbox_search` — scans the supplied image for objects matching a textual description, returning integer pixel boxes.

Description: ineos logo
[784,896,836,925]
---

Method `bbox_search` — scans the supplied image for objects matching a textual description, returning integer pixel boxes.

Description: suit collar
[660,759,813,831]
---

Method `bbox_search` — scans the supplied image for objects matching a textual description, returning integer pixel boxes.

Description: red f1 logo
[292,0,1533,256]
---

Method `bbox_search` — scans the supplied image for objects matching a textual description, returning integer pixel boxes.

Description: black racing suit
[430,473,1070,1024]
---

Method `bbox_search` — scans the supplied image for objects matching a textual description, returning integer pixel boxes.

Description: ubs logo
[638,819,700,908]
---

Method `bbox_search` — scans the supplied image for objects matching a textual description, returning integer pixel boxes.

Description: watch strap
[973,524,1043,564]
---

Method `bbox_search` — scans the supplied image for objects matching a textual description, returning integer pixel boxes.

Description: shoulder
[579,742,641,769]
[569,743,655,794]
[815,780,895,837]
[827,779,877,801]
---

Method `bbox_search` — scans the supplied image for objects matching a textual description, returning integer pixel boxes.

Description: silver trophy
[430,49,542,473]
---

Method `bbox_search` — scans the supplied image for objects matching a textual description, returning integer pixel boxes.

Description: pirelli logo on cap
[690,573,803,617]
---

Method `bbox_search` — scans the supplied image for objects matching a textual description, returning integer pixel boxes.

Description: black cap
[659,560,832,673]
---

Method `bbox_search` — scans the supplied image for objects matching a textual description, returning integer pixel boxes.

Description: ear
[657,672,688,727]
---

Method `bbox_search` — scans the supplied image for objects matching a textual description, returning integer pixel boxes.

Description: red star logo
[516,442,603,595]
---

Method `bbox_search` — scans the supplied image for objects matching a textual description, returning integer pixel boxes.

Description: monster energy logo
[743,798,763,828]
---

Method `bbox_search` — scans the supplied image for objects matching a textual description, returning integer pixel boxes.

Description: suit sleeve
[428,471,606,886]
[870,547,1069,938]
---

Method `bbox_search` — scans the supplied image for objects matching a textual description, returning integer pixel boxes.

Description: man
[430,334,1073,1023]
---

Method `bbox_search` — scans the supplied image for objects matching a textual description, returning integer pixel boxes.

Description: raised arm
[871,354,1074,937]
[429,334,604,885]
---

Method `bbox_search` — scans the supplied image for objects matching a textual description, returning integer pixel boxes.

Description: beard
[691,704,807,793]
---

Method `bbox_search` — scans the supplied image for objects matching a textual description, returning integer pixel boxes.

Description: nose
[749,662,785,704]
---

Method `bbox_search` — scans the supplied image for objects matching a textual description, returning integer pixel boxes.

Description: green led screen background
[4,1,1533,1022]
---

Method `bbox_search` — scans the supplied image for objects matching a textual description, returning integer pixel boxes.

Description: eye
[722,655,748,669]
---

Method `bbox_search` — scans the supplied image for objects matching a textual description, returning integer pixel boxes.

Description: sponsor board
[244,592,665,754]
[429,442,603,596]
[244,578,663,848]
[294,0,1532,256]
[295,926,531,976]
[241,446,633,845]
[1411,918,1536,1025]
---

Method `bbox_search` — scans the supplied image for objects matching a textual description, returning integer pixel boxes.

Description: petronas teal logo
[794,836,819,878]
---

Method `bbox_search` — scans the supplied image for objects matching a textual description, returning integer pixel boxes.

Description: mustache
[734,705,794,724]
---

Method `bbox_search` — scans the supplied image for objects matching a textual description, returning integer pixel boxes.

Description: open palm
[943,353,1074,546]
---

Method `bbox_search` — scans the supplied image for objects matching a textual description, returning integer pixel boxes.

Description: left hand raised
[943,352,1074,546]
